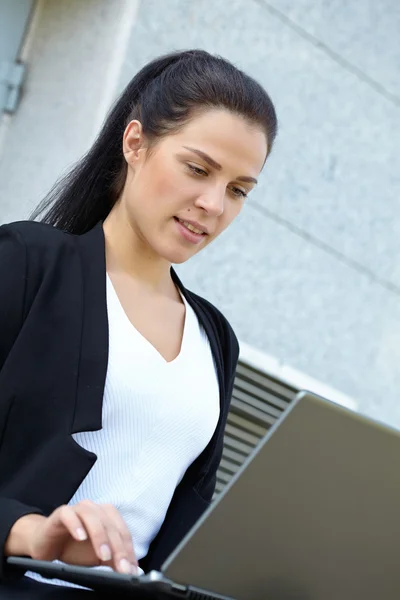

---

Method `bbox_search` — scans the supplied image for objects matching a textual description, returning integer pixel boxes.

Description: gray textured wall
[118,0,400,426]
[0,0,139,223]
[0,0,399,425]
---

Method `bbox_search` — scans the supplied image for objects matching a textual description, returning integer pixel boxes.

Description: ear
[122,120,145,166]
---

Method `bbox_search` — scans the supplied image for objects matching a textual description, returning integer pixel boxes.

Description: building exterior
[1,0,399,460]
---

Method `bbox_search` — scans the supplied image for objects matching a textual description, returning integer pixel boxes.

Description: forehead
[167,109,268,175]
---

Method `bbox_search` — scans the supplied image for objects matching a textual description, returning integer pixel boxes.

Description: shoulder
[172,265,239,364]
[0,221,79,274]
[0,220,73,250]
[0,221,82,300]
[185,287,240,366]
[188,289,237,339]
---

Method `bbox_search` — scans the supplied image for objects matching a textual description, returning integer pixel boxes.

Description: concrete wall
[0,0,139,222]
[119,0,400,425]
[1,0,399,425]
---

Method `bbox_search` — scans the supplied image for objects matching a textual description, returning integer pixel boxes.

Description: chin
[163,249,196,265]
[156,241,201,265]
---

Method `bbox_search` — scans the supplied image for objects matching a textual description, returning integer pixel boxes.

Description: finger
[32,505,89,562]
[51,505,88,542]
[101,504,137,569]
[74,501,113,564]
[103,527,136,574]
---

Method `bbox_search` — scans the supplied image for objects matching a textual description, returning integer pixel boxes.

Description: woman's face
[119,108,268,264]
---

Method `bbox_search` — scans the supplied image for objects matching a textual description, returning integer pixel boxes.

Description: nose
[194,186,225,217]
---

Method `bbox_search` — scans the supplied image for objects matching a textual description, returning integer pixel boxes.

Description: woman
[0,49,277,591]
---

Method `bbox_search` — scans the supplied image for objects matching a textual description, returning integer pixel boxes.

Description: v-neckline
[106,274,187,365]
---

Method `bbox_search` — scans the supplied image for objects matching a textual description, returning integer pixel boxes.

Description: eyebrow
[182,146,258,185]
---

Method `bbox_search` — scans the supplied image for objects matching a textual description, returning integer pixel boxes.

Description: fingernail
[119,558,132,574]
[76,528,87,541]
[100,544,112,561]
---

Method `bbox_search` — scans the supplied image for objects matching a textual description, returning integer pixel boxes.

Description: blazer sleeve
[0,225,44,581]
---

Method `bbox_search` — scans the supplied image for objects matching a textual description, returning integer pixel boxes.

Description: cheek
[132,170,177,222]
[147,171,183,209]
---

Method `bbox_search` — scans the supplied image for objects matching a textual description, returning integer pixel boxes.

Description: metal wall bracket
[0,60,27,114]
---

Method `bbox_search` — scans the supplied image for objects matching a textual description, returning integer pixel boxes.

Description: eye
[187,164,208,177]
[230,186,248,199]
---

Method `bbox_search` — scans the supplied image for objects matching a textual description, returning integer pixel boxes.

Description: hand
[28,500,137,574]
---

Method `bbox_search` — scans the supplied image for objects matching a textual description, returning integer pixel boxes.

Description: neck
[103,205,174,295]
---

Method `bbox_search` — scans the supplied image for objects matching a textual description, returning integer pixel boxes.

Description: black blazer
[0,221,239,580]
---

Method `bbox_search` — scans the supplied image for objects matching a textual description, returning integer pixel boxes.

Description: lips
[174,217,209,235]
[174,217,208,245]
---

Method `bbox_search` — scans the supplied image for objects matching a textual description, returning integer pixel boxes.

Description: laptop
[8,391,400,599]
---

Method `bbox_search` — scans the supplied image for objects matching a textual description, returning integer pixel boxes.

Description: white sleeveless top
[27,275,220,586]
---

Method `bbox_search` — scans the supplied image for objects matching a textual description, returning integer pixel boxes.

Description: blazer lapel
[171,268,226,483]
[71,222,108,433]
